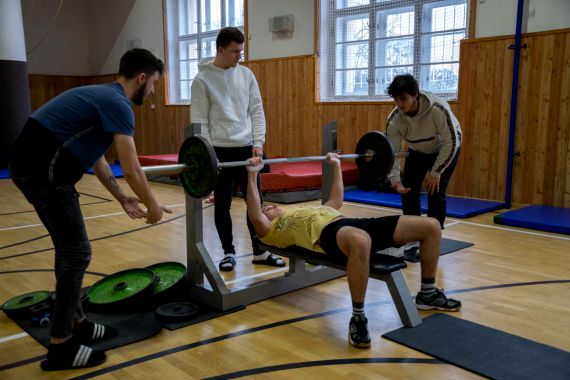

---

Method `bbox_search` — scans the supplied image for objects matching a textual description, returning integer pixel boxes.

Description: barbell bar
[141,151,404,175]
[141,131,407,198]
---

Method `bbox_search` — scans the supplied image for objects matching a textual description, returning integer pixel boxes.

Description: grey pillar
[0,0,31,167]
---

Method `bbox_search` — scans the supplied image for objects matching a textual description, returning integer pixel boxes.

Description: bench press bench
[258,243,423,327]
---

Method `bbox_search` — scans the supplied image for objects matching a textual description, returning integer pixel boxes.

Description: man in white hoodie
[386,74,462,231]
[191,27,284,271]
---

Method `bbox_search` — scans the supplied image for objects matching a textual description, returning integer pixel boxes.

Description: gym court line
[0,191,113,217]
[1,279,566,375]
[0,214,187,261]
[0,203,187,232]
[71,280,570,379]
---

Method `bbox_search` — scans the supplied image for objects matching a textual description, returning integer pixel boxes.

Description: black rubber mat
[164,304,246,331]
[8,308,163,351]
[403,238,473,263]
[383,313,570,380]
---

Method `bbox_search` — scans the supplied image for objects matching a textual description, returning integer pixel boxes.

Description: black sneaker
[348,315,371,348]
[415,288,462,311]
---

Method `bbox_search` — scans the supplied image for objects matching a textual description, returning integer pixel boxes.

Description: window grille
[318,0,468,101]
[164,0,245,104]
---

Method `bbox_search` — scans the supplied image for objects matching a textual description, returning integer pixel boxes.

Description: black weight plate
[155,302,200,323]
[178,135,218,198]
[355,131,395,180]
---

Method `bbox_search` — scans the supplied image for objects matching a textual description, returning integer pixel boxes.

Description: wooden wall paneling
[497,39,514,201]
[529,34,546,204]
[456,37,513,202]
[488,39,507,200]
[548,32,569,208]
[28,75,89,111]
[538,34,558,206]
[515,35,545,205]
[467,41,483,198]
[454,39,474,197]
[558,34,570,207]
[512,31,570,206]
[512,36,530,205]
[26,29,570,206]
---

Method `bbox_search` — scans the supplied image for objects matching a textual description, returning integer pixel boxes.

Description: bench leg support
[384,271,422,327]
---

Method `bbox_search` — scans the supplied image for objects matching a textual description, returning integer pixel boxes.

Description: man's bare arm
[93,155,148,219]
[114,134,171,223]
[92,156,127,201]
[323,153,343,210]
[246,159,271,237]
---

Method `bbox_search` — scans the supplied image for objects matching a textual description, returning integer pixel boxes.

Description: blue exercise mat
[0,169,9,179]
[87,162,124,178]
[344,190,504,218]
[494,205,570,235]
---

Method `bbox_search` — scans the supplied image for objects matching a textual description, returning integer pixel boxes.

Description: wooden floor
[1,175,569,379]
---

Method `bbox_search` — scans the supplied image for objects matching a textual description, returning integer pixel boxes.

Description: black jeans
[10,174,90,338]
[213,146,263,255]
[401,147,460,228]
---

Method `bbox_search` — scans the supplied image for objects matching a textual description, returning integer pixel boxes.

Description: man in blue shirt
[9,48,171,371]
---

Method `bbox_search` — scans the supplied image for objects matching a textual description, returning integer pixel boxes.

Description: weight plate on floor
[146,262,186,296]
[1,290,52,318]
[178,135,219,198]
[155,302,200,323]
[355,131,395,180]
[86,268,156,311]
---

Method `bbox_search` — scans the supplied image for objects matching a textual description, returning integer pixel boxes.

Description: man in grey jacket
[386,74,462,229]
[191,27,284,271]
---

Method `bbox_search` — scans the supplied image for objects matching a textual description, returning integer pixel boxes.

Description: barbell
[141,131,406,198]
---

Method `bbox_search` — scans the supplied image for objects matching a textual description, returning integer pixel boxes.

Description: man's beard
[133,82,146,105]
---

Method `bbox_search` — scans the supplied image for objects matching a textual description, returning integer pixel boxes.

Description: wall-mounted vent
[268,15,294,33]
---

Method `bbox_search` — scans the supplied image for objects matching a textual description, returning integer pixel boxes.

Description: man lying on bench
[245,154,461,348]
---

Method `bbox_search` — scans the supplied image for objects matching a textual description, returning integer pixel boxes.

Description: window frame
[320,0,469,102]
[163,0,246,105]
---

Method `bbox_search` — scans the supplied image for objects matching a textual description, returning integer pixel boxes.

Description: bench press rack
[184,122,422,327]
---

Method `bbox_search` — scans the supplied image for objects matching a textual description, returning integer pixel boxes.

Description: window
[164,0,245,104]
[319,0,468,101]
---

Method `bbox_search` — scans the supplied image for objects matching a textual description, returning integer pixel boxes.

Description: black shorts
[319,216,401,259]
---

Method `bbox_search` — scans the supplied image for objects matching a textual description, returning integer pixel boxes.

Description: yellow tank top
[259,205,342,253]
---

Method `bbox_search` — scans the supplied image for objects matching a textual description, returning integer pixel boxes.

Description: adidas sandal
[40,339,106,371]
[252,253,285,267]
[219,255,236,271]
[73,320,118,344]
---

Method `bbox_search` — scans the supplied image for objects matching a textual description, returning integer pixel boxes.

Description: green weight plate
[2,290,51,312]
[146,262,186,295]
[87,268,156,305]
[178,135,218,198]
[355,131,395,180]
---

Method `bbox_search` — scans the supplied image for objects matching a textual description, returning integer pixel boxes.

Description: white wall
[20,0,570,74]
[475,0,570,38]
[87,0,164,74]
[22,0,91,75]
[248,0,314,60]
[1,0,27,62]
